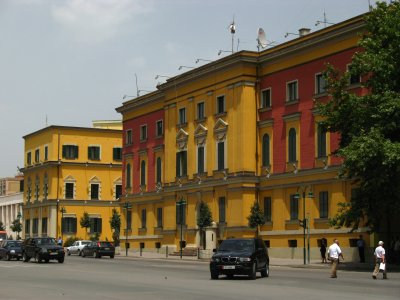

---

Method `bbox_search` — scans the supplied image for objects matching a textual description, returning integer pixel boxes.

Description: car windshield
[219,239,254,252]
[82,241,90,245]
[99,242,113,247]
[37,238,56,245]
[7,241,21,247]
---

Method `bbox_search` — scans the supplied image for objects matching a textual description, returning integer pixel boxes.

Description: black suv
[22,237,65,263]
[210,238,269,280]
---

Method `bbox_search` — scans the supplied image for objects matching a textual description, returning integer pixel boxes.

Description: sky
[0,0,385,178]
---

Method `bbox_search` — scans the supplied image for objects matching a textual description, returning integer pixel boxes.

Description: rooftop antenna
[315,11,335,27]
[229,17,236,53]
[257,28,268,52]
[135,73,140,97]
[45,115,48,127]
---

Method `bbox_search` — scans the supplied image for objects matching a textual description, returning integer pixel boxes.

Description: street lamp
[295,186,313,265]
[16,210,22,240]
[60,206,66,244]
[123,201,132,256]
[177,197,186,259]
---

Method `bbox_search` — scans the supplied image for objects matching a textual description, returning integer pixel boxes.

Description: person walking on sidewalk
[328,239,344,278]
[357,235,366,263]
[372,241,387,279]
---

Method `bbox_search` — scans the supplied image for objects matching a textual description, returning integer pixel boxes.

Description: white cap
[378,241,384,245]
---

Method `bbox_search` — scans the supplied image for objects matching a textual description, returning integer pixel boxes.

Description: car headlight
[239,257,251,262]
[211,257,220,263]
[10,250,15,254]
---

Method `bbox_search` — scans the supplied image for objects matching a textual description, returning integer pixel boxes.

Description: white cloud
[51,0,153,44]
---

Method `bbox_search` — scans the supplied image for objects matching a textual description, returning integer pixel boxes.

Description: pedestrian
[372,241,387,279]
[57,236,63,246]
[394,236,400,265]
[320,238,327,263]
[357,235,365,263]
[327,238,344,278]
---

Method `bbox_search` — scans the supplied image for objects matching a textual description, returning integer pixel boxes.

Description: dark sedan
[0,240,22,261]
[82,241,115,258]
[21,237,65,263]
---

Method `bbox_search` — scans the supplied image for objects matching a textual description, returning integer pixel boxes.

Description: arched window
[156,157,162,183]
[126,163,131,188]
[317,125,327,157]
[288,128,297,163]
[262,134,270,166]
[140,160,146,186]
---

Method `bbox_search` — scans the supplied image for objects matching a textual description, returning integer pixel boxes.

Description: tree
[247,201,265,236]
[0,221,5,231]
[317,1,400,234]
[196,200,213,250]
[80,212,91,239]
[109,208,121,246]
[10,218,22,239]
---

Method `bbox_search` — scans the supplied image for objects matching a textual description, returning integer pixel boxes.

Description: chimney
[298,28,311,37]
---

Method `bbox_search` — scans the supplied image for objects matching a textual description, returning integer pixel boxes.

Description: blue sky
[0,0,384,178]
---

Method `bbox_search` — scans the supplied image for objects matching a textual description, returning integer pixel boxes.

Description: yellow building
[117,15,372,261]
[21,123,122,244]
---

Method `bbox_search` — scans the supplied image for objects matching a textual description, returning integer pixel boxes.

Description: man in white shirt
[372,241,387,279]
[328,239,344,278]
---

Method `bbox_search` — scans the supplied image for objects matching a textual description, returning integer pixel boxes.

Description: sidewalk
[116,250,400,272]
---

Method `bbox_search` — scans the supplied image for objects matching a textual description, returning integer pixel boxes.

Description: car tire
[261,264,269,278]
[35,253,42,263]
[211,272,219,280]
[78,250,82,256]
[22,252,30,262]
[67,250,71,256]
[45,259,49,263]
[7,253,12,261]
[17,257,21,261]
[58,257,64,263]
[227,274,234,279]
[110,255,114,259]
[249,262,257,280]
[82,251,86,257]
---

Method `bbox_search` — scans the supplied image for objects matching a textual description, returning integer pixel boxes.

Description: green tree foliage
[317,1,400,233]
[197,201,213,249]
[247,201,265,236]
[109,208,121,246]
[0,221,5,231]
[80,212,91,229]
[10,218,22,239]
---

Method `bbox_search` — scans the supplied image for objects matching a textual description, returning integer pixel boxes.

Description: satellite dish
[257,27,267,49]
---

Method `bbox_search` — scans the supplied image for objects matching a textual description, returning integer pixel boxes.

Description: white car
[66,240,91,256]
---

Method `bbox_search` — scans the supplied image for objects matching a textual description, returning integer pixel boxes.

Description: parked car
[209,238,269,280]
[66,240,91,256]
[21,237,65,263]
[0,240,22,261]
[82,241,115,258]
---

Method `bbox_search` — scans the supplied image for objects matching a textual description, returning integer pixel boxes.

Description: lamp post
[60,206,66,244]
[295,186,313,265]
[123,202,132,256]
[177,197,186,259]
[16,210,22,240]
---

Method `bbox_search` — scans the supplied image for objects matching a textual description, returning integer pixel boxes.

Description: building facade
[117,15,372,261]
[21,124,122,243]
[0,175,23,239]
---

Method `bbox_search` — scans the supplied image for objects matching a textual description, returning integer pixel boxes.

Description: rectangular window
[348,65,361,85]
[65,183,74,199]
[62,217,77,234]
[290,194,298,220]
[197,102,205,120]
[317,125,327,158]
[41,218,48,236]
[315,74,326,94]
[286,81,298,102]
[32,218,39,236]
[88,146,100,160]
[62,145,79,159]
[176,151,187,177]
[126,210,132,230]
[35,149,40,163]
[115,184,122,200]
[217,141,225,171]
[176,202,186,225]
[217,95,225,114]
[140,125,147,141]
[156,120,163,137]
[141,209,146,228]
[90,218,102,234]
[113,147,122,160]
[27,152,32,165]
[264,197,272,222]
[261,88,272,108]
[218,197,226,223]
[197,146,205,174]
[179,108,186,125]
[157,207,163,228]
[44,146,48,161]
[319,191,329,218]
[25,219,30,235]
[90,184,99,200]
[126,130,132,145]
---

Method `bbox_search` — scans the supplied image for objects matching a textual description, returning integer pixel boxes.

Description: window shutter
[73,218,77,233]
[198,147,204,173]
[62,146,66,158]
[182,151,187,176]
[218,142,224,170]
[176,152,180,177]
[98,218,102,233]
[74,146,79,159]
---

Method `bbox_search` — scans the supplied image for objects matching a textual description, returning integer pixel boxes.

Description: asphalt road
[0,255,398,300]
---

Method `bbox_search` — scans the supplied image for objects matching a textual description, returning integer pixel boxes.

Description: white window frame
[315,73,326,95]
[261,88,272,108]
[286,80,298,102]
[140,124,148,141]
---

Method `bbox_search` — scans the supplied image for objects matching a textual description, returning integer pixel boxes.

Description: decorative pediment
[176,128,189,150]
[214,118,228,141]
[64,175,76,182]
[89,176,101,183]
[113,177,122,184]
[194,124,208,145]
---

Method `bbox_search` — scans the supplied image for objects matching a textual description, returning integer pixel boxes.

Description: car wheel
[78,250,82,256]
[58,257,64,263]
[249,262,257,280]
[261,264,269,278]
[67,250,71,256]
[45,259,49,263]
[211,271,219,280]
[7,253,12,261]
[227,274,234,279]
[22,252,30,262]
[82,251,86,257]
[17,257,21,261]
[110,255,114,259]
[35,253,42,263]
